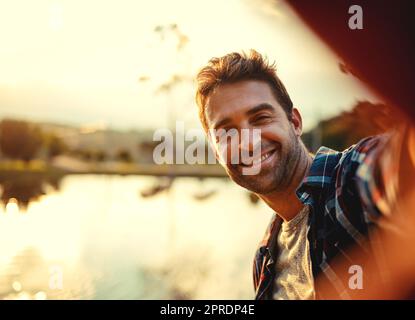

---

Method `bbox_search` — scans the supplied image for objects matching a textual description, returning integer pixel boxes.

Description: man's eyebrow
[246,103,275,116]
[213,117,232,130]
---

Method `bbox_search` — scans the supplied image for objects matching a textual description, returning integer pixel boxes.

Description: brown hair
[196,49,293,130]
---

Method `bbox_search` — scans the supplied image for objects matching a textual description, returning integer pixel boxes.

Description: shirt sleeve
[351,131,401,223]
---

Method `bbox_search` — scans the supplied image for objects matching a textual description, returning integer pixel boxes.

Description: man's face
[205,80,302,194]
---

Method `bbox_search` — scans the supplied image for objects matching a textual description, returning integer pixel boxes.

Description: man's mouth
[239,147,277,168]
[260,150,275,162]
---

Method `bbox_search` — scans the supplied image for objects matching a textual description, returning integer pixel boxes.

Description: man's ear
[290,108,303,137]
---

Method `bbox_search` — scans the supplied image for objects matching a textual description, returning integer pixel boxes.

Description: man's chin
[230,173,278,195]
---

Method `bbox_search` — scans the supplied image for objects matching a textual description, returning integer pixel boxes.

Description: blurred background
[0,0,389,299]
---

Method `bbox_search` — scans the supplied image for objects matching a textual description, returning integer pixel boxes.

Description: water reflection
[0,171,64,210]
[0,247,49,299]
[0,174,272,299]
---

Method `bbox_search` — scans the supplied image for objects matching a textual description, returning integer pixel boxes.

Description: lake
[0,174,272,299]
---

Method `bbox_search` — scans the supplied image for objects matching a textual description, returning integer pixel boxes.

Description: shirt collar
[257,146,341,258]
[258,213,281,251]
[296,146,342,197]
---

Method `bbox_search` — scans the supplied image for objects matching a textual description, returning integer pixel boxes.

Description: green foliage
[116,149,133,163]
[44,133,68,159]
[94,150,107,162]
[303,101,392,152]
[0,119,43,162]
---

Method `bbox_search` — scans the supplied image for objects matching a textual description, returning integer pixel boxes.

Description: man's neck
[259,146,313,222]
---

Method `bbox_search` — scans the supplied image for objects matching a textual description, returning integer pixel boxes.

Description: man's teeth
[243,150,274,166]
[261,151,272,161]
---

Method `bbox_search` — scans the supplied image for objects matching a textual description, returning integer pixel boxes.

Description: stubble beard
[229,130,302,195]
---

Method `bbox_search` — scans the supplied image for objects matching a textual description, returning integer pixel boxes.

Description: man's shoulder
[342,134,389,157]
[298,134,390,200]
[313,134,388,164]
[334,134,391,182]
[321,133,392,220]
[317,134,390,178]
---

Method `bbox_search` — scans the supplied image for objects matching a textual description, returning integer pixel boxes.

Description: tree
[116,149,133,163]
[94,150,107,162]
[45,134,67,159]
[303,101,393,152]
[0,119,43,162]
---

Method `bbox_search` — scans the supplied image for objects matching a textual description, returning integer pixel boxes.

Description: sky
[0,0,381,132]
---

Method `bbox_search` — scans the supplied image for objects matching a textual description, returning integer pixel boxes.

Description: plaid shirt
[253,134,399,299]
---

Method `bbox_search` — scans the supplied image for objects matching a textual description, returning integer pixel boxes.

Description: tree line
[0,119,134,163]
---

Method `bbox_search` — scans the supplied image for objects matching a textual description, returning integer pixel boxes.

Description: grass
[0,159,227,178]
[0,160,48,172]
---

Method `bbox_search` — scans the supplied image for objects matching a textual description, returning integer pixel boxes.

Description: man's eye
[252,116,271,124]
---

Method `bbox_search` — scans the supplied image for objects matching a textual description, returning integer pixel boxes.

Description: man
[195,50,406,299]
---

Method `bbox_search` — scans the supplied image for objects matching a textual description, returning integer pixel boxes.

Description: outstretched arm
[316,124,415,299]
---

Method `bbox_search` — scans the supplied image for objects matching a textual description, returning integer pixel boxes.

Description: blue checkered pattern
[253,134,396,299]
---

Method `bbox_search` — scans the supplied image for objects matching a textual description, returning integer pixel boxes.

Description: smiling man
[195,50,401,300]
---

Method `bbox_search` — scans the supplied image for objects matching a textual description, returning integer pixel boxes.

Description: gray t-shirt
[272,205,315,300]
